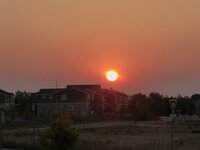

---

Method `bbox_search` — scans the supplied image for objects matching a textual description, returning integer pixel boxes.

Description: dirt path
[72,121,168,129]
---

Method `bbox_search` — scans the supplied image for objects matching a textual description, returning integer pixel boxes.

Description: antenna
[56,80,58,89]
[56,75,60,89]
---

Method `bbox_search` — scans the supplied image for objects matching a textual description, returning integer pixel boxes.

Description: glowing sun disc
[106,70,118,81]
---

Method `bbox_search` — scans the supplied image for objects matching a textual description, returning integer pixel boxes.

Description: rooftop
[37,88,64,95]
[0,89,14,96]
[67,84,101,90]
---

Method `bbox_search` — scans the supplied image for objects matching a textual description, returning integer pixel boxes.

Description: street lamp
[169,98,177,150]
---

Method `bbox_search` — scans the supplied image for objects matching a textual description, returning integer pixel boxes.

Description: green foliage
[39,111,78,150]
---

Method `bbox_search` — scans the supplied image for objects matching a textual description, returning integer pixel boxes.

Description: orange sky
[1,0,200,96]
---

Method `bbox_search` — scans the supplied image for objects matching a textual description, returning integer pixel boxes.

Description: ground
[1,120,200,150]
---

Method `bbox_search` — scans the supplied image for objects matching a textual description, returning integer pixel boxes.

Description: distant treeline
[128,93,200,120]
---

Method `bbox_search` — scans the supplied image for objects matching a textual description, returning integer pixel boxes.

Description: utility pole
[169,98,177,150]
[56,80,58,89]
[171,113,174,150]
[56,79,58,109]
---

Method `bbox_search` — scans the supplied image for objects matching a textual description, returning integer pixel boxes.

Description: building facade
[0,89,14,110]
[33,84,128,117]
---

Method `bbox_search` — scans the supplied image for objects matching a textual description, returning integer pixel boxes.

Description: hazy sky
[1,0,200,96]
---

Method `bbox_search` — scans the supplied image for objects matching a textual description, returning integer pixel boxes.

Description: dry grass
[2,124,200,150]
[76,125,200,150]
[76,133,200,150]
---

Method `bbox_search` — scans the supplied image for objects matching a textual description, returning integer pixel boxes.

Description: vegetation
[38,111,78,150]
[128,92,199,120]
[3,91,200,149]
[75,124,200,150]
[2,123,200,150]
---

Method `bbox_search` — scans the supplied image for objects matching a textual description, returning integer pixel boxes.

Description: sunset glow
[106,70,118,82]
[1,1,200,95]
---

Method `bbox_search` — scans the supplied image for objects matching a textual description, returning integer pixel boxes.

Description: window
[5,96,9,102]
[101,95,106,102]
[68,105,73,111]
[49,95,53,100]
[61,95,67,101]
[42,95,46,99]
[90,94,94,101]
[87,94,90,101]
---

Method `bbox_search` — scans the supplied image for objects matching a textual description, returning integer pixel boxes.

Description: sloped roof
[67,84,103,95]
[67,84,128,97]
[98,89,128,97]
[67,84,101,90]
[0,89,14,96]
[37,88,64,95]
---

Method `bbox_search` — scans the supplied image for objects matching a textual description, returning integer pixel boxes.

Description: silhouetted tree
[191,94,200,101]
[176,95,187,115]
[148,92,164,117]
[127,92,200,121]
[191,94,200,114]
[162,96,171,116]
[128,93,149,120]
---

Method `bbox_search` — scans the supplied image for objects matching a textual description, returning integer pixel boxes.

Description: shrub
[39,111,78,150]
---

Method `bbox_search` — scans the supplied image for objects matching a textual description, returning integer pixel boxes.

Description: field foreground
[76,124,200,150]
[2,121,200,150]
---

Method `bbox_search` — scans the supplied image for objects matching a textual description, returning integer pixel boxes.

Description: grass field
[2,122,200,150]
[75,125,200,150]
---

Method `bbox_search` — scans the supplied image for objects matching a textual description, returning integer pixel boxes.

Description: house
[98,89,128,113]
[67,84,104,115]
[33,84,128,117]
[0,89,14,110]
[33,88,66,116]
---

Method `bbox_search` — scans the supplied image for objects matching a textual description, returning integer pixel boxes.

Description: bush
[39,111,78,150]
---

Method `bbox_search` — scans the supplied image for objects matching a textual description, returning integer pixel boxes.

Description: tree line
[128,92,200,120]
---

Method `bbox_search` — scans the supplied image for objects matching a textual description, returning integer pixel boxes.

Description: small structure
[0,89,14,110]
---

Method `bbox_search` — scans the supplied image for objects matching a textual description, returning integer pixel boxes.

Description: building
[33,84,128,117]
[67,84,104,115]
[33,88,65,116]
[0,89,14,110]
[98,89,128,113]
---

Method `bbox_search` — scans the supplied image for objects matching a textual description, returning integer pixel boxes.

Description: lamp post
[169,98,177,150]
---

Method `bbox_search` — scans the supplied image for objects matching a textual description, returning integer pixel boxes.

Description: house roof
[37,88,64,95]
[67,84,127,97]
[67,84,101,90]
[67,84,103,95]
[35,85,128,98]
[0,89,14,96]
[98,89,128,97]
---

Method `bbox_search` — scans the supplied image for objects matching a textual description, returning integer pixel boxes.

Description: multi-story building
[32,84,128,117]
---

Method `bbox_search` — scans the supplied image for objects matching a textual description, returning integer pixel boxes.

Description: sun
[106,70,119,82]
